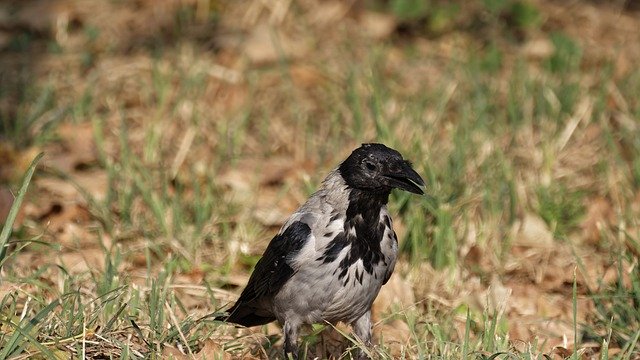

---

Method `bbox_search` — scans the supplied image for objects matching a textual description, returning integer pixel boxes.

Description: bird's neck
[345,189,389,224]
[344,188,390,257]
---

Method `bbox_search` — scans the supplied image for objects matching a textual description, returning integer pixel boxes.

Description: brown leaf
[37,177,79,199]
[290,64,325,89]
[580,197,614,244]
[46,122,98,172]
[508,283,537,316]
[244,23,308,65]
[0,185,14,225]
[551,346,573,359]
[57,248,106,273]
[374,319,410,358]
[37,170,108,202]
[359,11,396,40]
[161,345,189,360]
[463,244,484,268]
[38,202,92,246]
[174,267,205,285]
[195,339,231,360]
[512,213,554,248]
[522,38,554,60]
[308,1,348,26]
[488,276,511,316]
[0,143,40,183]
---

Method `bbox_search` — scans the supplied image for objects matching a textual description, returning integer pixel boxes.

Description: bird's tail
[212,302,275,327]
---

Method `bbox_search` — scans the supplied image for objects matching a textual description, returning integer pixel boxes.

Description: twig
[165,301,196,360]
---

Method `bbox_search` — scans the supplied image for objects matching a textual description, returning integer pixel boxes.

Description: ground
[0,0,639,359]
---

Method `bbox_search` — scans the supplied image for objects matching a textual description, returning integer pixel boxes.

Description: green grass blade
[0,298,61,359]
[0,152,44,266]
[0,317,61,359]
[572,267,578,360]
[621,329,640,360]
[463,307,471,359]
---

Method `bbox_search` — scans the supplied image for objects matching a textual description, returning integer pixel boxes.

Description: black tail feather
[214,302,276,327]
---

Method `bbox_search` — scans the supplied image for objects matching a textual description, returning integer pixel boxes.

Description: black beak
[383,161,425,195]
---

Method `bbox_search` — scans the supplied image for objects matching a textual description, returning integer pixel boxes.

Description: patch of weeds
[482,0,542,41]
[536,184,585,238]
[586,247,640,355]
[504,61,534,126]
[386,0,461,35]
[81,26,101,70]
[480,42,504,73]
[0,83,63,149]
[399,144,466,268]
[90,116,232,260]
[545,32,583,74]
[0,152,42,266]
[6,32,34,52]
[555,81,581,115]
[480,151,517,222]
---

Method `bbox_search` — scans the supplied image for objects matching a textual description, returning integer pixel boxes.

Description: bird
[217,143,425,359]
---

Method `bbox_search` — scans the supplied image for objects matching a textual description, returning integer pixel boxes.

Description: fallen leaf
[512,213,554,248]
[374,319,410,358]
[463,244,486,270]
[308,1,348,26]
[359,11,396,40]
[37,170,108,202]
[0,185,14,225]
[508,283,537,316]
[551,346,573,359]
[580,197,614,244]
[195,338,231,360]
[0,143,40,183]
[243,22,308,65]
[46,122,98,172]
[488,276,511,317]
[57,248,106,273]
[174,267,206,284]
[522,38,554,60]
[162,345,189,359]
[290,64,325,89]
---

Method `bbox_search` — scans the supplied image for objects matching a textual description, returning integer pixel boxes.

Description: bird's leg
[283,320,299,360]
[351,311,373,360]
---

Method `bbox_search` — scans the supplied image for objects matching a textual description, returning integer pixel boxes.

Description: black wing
[221,220,311,327]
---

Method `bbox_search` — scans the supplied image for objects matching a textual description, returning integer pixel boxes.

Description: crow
[217,143,425,359]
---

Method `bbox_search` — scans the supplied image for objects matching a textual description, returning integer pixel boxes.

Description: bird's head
[338,143,425,195]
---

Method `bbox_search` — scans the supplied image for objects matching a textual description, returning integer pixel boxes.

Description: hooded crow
[217,143,425,359]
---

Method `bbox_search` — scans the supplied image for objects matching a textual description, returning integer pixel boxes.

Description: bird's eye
[364,161,376,171]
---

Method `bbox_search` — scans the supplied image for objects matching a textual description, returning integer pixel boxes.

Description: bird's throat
[337,189,390,276]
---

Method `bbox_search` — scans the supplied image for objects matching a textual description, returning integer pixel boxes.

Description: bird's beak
[383,161,425,195]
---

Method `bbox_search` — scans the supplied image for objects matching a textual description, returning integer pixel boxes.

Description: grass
[0,152,42,266]
[1,0,640,358]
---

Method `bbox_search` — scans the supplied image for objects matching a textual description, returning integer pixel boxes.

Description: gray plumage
[217,143,425,359]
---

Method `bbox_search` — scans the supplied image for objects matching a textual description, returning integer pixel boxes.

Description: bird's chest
[319,208,398,322]
[320,240,396,323]
[274,206,398,324]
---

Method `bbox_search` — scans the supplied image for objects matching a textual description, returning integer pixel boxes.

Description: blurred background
[0,0,639,358]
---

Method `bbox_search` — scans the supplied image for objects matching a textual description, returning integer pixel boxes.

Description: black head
[338,143,425,195]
